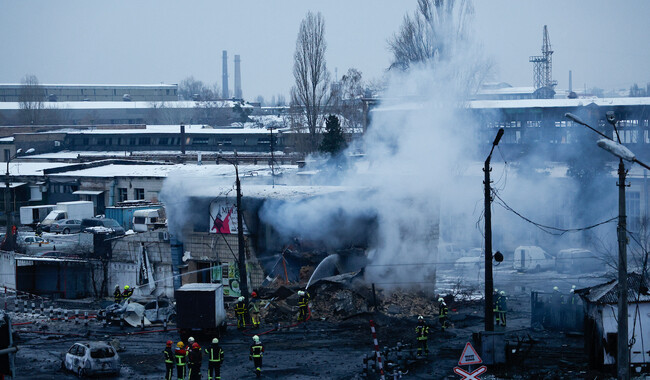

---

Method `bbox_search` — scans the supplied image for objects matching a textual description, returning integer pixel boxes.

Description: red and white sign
[458,342,482,366]
[454,366,487,380]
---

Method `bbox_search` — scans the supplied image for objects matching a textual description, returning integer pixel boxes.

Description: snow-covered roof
[22,150,288,160]
[576,273,650,304]
[370,97,650,113]
[477,86,536,95]
[6,162,70,176]
[0,100,251,110]
[0,83,176,88]
[48,163,298,179]
[0,137,14,142]
[186,184,350,200]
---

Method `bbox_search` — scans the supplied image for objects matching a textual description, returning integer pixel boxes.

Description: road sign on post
[454,366,487,380]
[458,342,482,366]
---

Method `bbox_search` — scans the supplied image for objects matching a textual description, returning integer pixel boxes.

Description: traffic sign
[458,342,482,366]
[454,366,487,380]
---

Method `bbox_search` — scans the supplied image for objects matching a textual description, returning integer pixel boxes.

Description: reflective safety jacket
[122,288,134,299]
[415,323,429,340]
[249,299,260,314]
[174,348,188,366]
[235,301,247,315]
[496,295,507,312]
[250,343,264,359]
[113,288,122,303]
[439,302,448,318]
[298,292,310,307]
[205,344,224,363]
[163,347,174,364]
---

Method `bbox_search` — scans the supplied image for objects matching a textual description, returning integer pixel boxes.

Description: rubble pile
[310,288,370,321]
[377,292,439,319]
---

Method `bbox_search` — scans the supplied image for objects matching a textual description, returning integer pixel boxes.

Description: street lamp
[4,148,35,251]
[565,112,650,380]
[217,152,250,305]
[484,128,504,332]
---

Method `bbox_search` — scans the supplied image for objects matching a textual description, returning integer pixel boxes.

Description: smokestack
[180,123,186,155]
[569,70,572,92]
[222,50,229,99]
[234,55,242,99]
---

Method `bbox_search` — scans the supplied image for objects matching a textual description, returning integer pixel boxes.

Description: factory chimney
[569,70,572,92]
[234,55,242,99]
[222,50,229,99]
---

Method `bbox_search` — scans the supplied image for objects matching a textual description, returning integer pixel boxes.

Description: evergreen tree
[319,115,346,155]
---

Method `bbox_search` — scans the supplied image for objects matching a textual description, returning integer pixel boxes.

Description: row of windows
[71,136,277,147]
[117,187,145,202]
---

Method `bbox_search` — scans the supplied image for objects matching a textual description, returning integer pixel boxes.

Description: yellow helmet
[177,341,184,348]
[124,285,130,290]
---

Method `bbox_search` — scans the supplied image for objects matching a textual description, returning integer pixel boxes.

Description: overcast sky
[1,0,649,100]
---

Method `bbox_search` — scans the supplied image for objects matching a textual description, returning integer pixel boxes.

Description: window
[158,137,168,145]
[3,149,9,162]
[134,188,145,200]
[193,137,209,145]
[118,188,128,202]
[138,137,151,145]
[218,138,232,146]
[627,191,641,233]
[257,138,271,145]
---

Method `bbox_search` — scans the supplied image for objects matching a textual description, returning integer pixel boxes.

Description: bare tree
[388,0,474,71]
[291,11,331,152]
[179,76,220,101]
[18,74,45,125]
[331,68,365,134]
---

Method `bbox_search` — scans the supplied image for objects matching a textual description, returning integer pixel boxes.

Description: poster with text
[209,202,249,234]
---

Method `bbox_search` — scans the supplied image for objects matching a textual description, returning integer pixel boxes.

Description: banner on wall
[209,202,249,235]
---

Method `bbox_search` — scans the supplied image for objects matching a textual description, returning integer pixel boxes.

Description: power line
[491,189,617,236]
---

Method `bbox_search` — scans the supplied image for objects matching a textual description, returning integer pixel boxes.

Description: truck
[513,246,555,272]
[175,283,226,341]
[39,201,94,232]
[132,208,166,232]
[105,203,163,231]
[19,205,55,228]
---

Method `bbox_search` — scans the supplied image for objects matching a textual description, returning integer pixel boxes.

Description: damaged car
[104,297,175,327]
[61,341,120,377]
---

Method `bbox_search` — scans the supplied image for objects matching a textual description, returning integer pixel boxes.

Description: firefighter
[205,338,224,380]
[122,285,134,302]
[163,340,174,380]
[569,285,577,304]
[249,335,264,378]
[113,285,122,304]
[496,290,507,326]
[297,290,310,322]
[249,291,261,328]
[174,341,188,380]
[415,315,429,356]
[235,296,248,329]
[438,297,449,330]
[188,342,202,380]
[187,337,195,352]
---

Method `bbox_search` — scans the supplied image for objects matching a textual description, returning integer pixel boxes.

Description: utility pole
[269,126,275,188]
[617,157,629,380]
[220,152,250,304]
[484,128,504,332]
[4,160,12,252]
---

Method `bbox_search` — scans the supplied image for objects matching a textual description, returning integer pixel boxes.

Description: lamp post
[566,112,650,380]
[217,152,250,304]
[484,128,504,331]
[4,148,35,251]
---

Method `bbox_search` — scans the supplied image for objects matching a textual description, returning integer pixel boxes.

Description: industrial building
[0,84,178,102]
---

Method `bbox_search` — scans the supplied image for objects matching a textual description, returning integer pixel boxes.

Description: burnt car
[62,341,120,377]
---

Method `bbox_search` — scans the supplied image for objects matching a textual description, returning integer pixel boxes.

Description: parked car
[513,246,555,272]
[50,219,82,234]
[81,218,126,236]
[454,248,484,271]
[555,248,603,274]
[17,235,51,249]
[62,341,120,377]
[143,298,176,323]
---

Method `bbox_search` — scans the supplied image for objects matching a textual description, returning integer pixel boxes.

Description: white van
[132,209,163,232]
[513,246,555,272]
